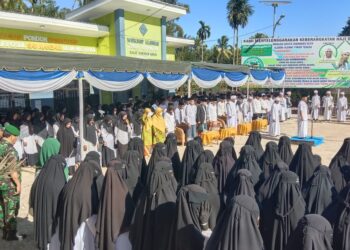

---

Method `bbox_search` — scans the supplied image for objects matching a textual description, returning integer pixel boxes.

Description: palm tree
[197,21,211,62]
[0,0,26,13]
[227,0,254,65]
[216,35,232,63]
[250,32,269,39]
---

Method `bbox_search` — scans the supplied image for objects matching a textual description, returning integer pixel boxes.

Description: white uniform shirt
[164,112,176,134]
[184,104,197,126]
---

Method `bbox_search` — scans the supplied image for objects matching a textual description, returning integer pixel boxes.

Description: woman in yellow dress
[152,107,166,144]
[142,108,153,156]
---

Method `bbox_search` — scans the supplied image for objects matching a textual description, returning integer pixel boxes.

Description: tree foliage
[340,17,350,36]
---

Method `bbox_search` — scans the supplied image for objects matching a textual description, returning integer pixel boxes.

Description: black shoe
[5,230,26,241]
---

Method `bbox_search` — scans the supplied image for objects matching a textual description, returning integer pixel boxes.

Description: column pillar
[161,16,167,61]
[115,9,125,56]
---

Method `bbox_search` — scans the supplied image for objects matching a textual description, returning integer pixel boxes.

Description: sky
[56,0,350,47]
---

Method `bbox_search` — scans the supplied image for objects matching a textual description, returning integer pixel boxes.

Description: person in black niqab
[263,171,306,250]
[245,131,264,160]
[193,162,222,229]
[205,195,265,250]
[53,161,103,250]
[302,165,337,215]
[83,114,97,149]
[145,142,167,185]
[286,214,333,250]
[29,155,67,250]
[191,150,215,183]
[128,137,147,182]
[222,137,238,160]
[229,145,263,189]
[212,140,236,194]
[129,160,178,250]
[260,141,283,180]
[95,162,135,250]
[181,140,203,186]
[289,143,317,189]
[56,118,75,158]
[278,136,294,165]
[165,133,182,182]
[123,150,143,202]
[328,183,350,250]
[329,137,350,192]
[174,184,211,250]
[225,169,255,200]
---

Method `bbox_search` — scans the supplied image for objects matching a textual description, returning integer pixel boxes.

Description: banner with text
[241,37,350,88]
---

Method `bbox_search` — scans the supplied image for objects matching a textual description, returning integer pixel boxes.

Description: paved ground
[1,117,349,249]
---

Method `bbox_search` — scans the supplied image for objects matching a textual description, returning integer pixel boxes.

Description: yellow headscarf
[142,108,152,131]
[152,107,166,133]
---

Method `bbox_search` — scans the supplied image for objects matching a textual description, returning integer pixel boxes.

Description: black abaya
[165,133,182,182]
[263,171,306,250]
[286,214,333,250]
[205,195,264,250]
[95,164,135,250]
[193,162,221,229]
[245,131,264,161]
[123,150,143,201]
[145,142,167,185]
[191,150,214,183]
[289,143,317,189]
[212,140,236,194]
[56,118,75,158]
[181,140,203,186]
[302,165,337,215]
[174,185,209,250]
[128,137,147,183]
[260,141,283,180]
[53,162,103,250]
[29,155,67,250]
[129,160,178,250]
[278,136,294,165]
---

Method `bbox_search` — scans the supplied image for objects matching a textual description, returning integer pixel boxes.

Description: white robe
[311,95,321,120]
[286,96,292,119]
[269,103,281,136]
[337,96,348,122]
[207,103,218,122]
[252,99,262,115]
[217,101,226,117]
[280,97,287,121]
[164,112,176,134]
[226,101,238,128]
[242,101,253,123]
[323,96,334,120]
[297,100,308,138]
[184,104,197,126]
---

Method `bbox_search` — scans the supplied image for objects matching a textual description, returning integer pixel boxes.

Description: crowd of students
[27,131,350,250]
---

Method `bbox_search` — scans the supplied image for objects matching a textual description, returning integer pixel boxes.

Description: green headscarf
[39,138,61,167]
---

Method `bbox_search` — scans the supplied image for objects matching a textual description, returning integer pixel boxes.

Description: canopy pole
[187,79,191,98]
[78,77,84,161]
[247,80,250,97]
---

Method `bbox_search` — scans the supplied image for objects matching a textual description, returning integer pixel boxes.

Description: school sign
[241,37,350,88]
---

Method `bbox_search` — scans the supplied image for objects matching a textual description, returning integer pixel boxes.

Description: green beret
[5,124,20,136]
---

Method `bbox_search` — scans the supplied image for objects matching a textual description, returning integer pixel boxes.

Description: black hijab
[54,162,102,250]
[95,163,135,250]
[289,143,317,189]
[174,185,209,250]
[245,131,264,160]
[146,142,167,185]
[193,162,222,229]
[132,108,143,136]
[129,160,178,250]
[165,133,182,182]
[123,150,143,201]
[278,136,294,165]
[22,112,34,135]
[302,165,337,215]
[191,150,215,183]
[260,141,283,180]
[128,137,148,181]
[263,171,306,250]
[223,137,238,160]
[32,112,47,136]
[116,111,128,132]
[29,155,67,250]
[286,214,333,250]
[230,145,263,189]
[56,118,75,158]
[181,140,203,186]
[226,169,256,201]
[333,184,350,250]
[212,140,236,194]
[329,138,350,193]
[205,195,264,250]
[193,136,204,151]
[84,114,97,145]
[102,115,114,134]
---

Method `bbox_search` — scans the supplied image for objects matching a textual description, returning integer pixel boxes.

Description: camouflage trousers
[0,186,20,231]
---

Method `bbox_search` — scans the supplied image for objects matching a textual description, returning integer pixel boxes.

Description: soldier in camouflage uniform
[0,124,24,241]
